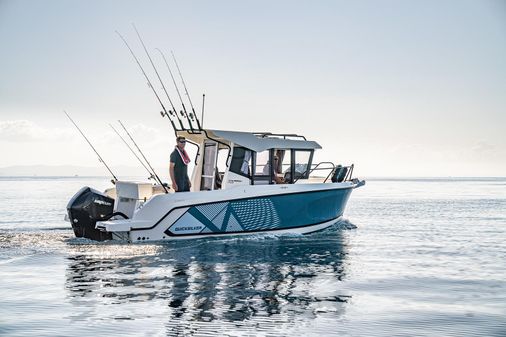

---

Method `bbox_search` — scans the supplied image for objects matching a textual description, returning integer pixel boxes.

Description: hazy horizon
[1,0,505,177]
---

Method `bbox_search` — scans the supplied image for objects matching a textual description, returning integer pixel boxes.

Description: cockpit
[177,129,343,191]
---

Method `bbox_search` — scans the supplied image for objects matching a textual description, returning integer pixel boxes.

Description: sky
[0,0,505,178]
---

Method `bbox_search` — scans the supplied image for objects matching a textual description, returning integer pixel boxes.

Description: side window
[276,150,290,175]
[229,146,252,177]
[216,148,228,174]
[294,150,313,179]
[200,142,218,191]
[214,147,229,190]
[254,150,271,178]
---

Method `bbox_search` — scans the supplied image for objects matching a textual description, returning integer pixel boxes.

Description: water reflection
[65,227,351,332]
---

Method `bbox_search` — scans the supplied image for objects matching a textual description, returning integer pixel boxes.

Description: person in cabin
[262,150,285,184]
[170,136,192,192]
[262,150,286,184]
[273,153,285,184]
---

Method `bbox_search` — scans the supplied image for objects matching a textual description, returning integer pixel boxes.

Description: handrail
[346,164,354,181]
[323,164,354,183]
[293,161,335,183]
[252,132,307,141]
[292,162,355,184]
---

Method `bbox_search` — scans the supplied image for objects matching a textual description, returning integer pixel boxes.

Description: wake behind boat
[64,27,365,242]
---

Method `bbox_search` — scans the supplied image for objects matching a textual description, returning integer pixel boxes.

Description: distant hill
[0,165,166,177]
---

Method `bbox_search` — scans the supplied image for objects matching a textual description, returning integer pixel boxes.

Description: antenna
[201,93,205,128]
[64,111,118,183]
[115,30,178,133]
[117,120,169,194]
[109,123,154,181]
[171,50,202,130]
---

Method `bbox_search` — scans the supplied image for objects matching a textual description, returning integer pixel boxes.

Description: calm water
[0,177,505,337]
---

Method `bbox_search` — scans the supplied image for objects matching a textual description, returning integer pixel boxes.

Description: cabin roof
[206,129,322,152]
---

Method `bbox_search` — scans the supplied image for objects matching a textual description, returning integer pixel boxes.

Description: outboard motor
[67,187,114,241]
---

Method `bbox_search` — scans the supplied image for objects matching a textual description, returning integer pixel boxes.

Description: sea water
[0,177,505,337]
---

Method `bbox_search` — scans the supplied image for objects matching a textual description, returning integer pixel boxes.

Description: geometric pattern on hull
[165,188,352,236]
[230,198,281,231]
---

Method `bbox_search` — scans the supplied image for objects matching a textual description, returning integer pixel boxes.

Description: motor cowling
[66,187,114,241]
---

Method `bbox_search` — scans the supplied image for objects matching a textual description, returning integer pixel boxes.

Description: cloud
[0,120,74,142]
[0,120,169,147]
[470,141,496,154]
[0,119,173,168]
[467,140,505,162]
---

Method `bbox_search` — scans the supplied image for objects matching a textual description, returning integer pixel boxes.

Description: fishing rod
[171,50,202,130]
[131,24,187,131]
[115,30,179,133]
[64,111,118,183]
[155,48,195,131]
[117,120,169,194]
[109,123,154,181]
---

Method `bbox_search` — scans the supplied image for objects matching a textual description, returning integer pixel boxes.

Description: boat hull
[118,183,356,242]
[66,182,361,242]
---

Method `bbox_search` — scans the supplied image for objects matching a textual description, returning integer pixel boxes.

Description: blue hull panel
[165,187,353,236]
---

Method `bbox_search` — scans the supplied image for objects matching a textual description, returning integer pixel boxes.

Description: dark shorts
[175,176,190,192]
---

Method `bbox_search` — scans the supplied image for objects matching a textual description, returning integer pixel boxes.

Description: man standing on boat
[170,136,191,192]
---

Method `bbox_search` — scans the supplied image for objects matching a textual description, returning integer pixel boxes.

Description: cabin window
[215,148,228,189]
[274,150,290,174]
[253,150,271,184]
[256,150,270,175]
[293,150,313,180]
[216,148,228,174]
[200,142,218,191]
[276,149,292,182]
[229,146,252,177]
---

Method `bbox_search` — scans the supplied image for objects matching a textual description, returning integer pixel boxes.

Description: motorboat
[65,32,364,242]
[66,127,364,242]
